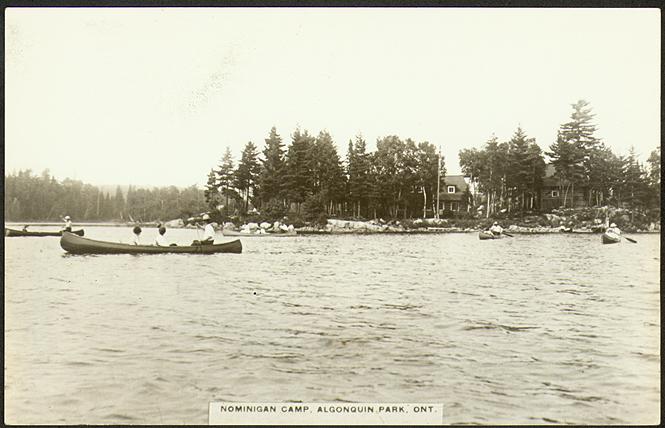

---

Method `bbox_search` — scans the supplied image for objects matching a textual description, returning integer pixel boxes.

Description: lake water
[4,226,660,424]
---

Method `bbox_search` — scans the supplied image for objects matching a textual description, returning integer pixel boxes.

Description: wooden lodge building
[540,164,588,211]
[437,175,471,213]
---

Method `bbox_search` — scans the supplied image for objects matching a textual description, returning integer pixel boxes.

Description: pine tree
[257,127,287,206]
[285,128,316,211]
[551,100,601,207]
[347,134,371,218]
[204,169,220,210]
[234,141,261,213]
[312,131,346,216]
[216,147,236,209]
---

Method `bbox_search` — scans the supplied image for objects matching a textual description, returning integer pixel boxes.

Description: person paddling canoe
[62,215,72,232]
[192,214,215,245]
[489,221,504,236]
[606,223,621,236]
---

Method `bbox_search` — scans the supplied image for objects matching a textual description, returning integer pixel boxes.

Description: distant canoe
[221,229,297,237]
[60,232,242,254]
[601,232,621,244]
[5,228,85,237]
[479,231,504,240]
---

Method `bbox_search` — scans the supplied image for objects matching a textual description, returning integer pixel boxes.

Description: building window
[447,186,456,193]
[551,190,559,198]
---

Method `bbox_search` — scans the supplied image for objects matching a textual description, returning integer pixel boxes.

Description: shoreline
[5,222,660,235]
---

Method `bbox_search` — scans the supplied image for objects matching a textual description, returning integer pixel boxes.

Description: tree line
[4,170,207,222]
[205,127,446,222]
[460,100,660,217]
[4,100,660,223]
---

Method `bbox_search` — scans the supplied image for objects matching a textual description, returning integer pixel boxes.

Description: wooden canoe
[5,227,85,237]
[60,232,242,254]
[222,229,297,237]
[601,232,621,244]
[479,231,503,240]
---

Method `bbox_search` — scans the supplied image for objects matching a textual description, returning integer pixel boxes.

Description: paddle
[623,236,637,244]
[502,232,514,237]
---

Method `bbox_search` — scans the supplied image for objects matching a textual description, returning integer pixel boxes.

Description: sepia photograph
[3,6,661,425]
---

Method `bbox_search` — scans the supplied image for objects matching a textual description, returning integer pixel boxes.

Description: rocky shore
[10,207,657,235]
[295,206,660,235]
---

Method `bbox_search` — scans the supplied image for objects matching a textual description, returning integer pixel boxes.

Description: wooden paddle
[503,232,514,237]
[623,236,637,244]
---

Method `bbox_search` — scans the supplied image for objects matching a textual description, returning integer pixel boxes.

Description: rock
[165,218,184,228]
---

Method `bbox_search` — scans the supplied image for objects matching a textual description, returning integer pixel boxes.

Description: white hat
[202,214,210,220]
[493,221,498,225]
[64,216,71,220]
[610,223,617,227]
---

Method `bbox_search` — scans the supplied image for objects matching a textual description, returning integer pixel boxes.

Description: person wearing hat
[488,221,504,236]
[194,214,215,245]
[62,216,72,232]
[606,222,621,236]
[131,226,142,245]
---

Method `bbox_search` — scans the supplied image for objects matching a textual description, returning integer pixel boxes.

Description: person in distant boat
[488,221,503,236]
[62,216,72,232]
[155,226,169,246]
[606,223,621,235]
[132,226,142,245]
[22,225,29,231]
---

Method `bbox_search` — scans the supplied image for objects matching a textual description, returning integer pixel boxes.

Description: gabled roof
[439,175,468,201]
[443,175,468,192]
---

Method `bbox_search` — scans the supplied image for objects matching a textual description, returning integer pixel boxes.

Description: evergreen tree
[204,169,220,210]
[549,100,601,207]
[234,141,261,213]
[506,127,544,212]
[647,146,660,185]
[619,147,649,210]
[284,128,316,211]
[312,131,346,216]
[257,127,287,206]
[216,147,237,208]
[347,134,371,218]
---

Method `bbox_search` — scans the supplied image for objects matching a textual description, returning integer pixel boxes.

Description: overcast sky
[5,7,660,188]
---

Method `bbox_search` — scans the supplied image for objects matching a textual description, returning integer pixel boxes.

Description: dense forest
[4,172,208,222]
[206,128,445,223]
[460,101,660,217]
[4,100,660,224]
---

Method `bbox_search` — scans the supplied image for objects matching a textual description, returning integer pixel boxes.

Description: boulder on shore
[165,218,184,228]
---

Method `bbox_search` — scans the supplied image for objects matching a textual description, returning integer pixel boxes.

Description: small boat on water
[601,232,621,244]
[479,231,504,240]
[221,229,298,237]
[60,232,242,254]
[5,228,85,237]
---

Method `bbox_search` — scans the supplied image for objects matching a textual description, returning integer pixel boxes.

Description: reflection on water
[4,227,660,424]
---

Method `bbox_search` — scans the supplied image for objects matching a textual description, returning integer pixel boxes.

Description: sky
[4,7,661,188]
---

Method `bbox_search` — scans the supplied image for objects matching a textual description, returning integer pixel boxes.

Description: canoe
[60,232,242,254]
[222,229,297,237]
[479,231,503,240]
[601,232,621,244]
[5,228,85,237]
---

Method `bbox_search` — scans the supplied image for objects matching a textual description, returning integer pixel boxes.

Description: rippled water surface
[4,226,660,424]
